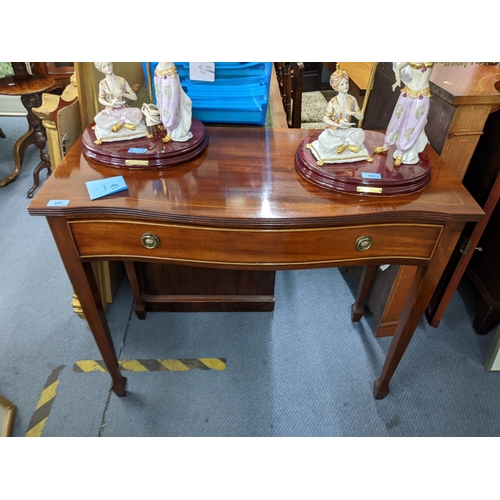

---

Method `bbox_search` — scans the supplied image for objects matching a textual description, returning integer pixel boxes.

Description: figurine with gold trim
[308,64,371,165]
[373,62,434,166]
[93,62,148,144]
[154,62,193,143]
[82,63,208,167]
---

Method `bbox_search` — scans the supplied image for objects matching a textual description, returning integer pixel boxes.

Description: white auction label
[189,62,215,82]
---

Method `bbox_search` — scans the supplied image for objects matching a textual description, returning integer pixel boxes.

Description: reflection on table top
[0,75,56,96]
[28,126,483,228]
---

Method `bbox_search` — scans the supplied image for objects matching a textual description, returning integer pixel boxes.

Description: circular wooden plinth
[81,118,208,169]
[295,130,432,196]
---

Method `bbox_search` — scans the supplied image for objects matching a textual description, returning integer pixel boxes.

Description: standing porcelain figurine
[93,62,148,144]
[154,62,193,142]
[308,64,371,165]
[374,62,434,166]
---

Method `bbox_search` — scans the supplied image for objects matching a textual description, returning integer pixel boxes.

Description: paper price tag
[47,200,70,206]
[189,62,215,82]
[361,172,382,180]
[85,175,128,200]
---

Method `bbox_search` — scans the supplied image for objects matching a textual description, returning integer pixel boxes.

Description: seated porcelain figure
[93,62,148,144]
[154,62,193,142]
[373,62,433,166]
[309,65,370,165]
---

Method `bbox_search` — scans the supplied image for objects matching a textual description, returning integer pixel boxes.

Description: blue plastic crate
[175,62,270,80]
[142,62,272,125]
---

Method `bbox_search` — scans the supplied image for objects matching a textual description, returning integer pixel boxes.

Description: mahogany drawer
[69,220,444,267]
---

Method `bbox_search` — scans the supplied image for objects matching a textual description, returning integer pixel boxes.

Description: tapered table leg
[124,261,147,319]
[47,217,127,397]
[351,265,377,322]
[373,223,464,399]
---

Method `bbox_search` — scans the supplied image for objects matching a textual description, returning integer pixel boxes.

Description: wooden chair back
[275,62,305,128]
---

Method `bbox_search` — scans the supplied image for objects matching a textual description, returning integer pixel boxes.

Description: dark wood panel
[363,63,400,131]
[469,256,500,333]
[302,62,323,92]
[137,263,276,312]
[466,109,500,333]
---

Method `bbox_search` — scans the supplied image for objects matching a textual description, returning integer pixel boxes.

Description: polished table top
[28,126,483,228]
[430,63,500,105]
[0,74,55,96]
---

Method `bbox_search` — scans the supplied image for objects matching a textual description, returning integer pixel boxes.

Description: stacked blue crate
[143,62,272,126]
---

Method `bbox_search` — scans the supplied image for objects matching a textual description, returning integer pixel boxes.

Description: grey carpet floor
[1,114,500,438]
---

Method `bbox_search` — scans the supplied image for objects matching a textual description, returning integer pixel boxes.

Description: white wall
[0,95,27,117]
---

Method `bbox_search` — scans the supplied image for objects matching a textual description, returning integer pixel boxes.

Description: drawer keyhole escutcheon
[355,235,372,252]
[141,233,160,249]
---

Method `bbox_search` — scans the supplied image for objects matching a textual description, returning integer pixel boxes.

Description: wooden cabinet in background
[302,62,323,92]
[462,107,500,334]
[33,62,74,87]
[348,63,500,337]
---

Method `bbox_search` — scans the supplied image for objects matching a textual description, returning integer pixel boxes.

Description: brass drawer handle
[355,235,372,252]
[141,233,160,249]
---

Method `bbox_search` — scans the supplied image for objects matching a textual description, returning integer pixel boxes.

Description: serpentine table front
[27,126,483,400]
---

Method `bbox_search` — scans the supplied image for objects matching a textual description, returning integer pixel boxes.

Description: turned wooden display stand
[295,130,431,196]
[81,119,208,169]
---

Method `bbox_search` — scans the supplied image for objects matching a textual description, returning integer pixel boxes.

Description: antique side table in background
[0,73,55,197]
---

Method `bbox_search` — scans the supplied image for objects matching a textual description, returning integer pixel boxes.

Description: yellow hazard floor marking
[74,360,106,372]
[159,359,191,371]
[26,365,65,437]
[119,360,150,372]
[26,418,48,438]
[25,358,226,436]
[198,358,226,370]
[73,358,226,372]
[35,381,59,410]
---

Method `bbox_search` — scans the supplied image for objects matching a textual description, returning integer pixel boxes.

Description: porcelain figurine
[93,62,148,144]
[308,64,371,165]
[373,62,434,166]
[154,62,193,142]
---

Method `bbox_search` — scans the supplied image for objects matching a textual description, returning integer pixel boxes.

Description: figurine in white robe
[308,65,371,165]
[154,62,193,142]
[93,62,148,144]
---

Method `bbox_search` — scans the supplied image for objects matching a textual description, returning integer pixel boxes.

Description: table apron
[68,219,444,269]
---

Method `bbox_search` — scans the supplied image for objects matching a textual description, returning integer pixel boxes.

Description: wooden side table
[0,74,55,197]
[27,127,483,399]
